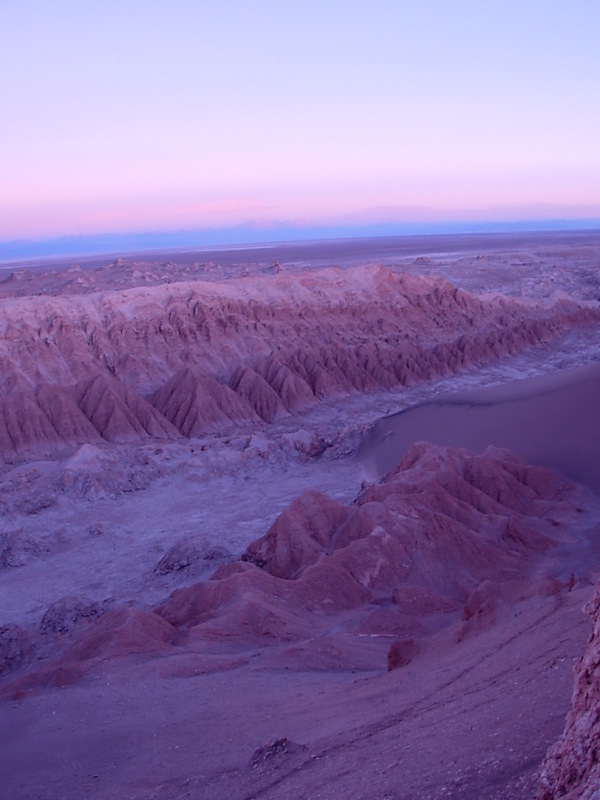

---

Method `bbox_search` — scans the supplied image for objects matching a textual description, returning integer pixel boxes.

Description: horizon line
[2,217,600,265]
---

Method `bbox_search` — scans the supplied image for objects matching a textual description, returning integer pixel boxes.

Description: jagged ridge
[0,266,597,455]
[155,443,573,640]
[0,443,579,696]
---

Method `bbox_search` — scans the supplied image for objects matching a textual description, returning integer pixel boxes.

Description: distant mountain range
[2,218,600,263]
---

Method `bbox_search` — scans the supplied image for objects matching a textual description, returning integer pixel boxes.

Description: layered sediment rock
[0,444,584,694]
[537,582,600,799]
[0,265,597,457]
[156,443,574,640]
[149,367,259,435]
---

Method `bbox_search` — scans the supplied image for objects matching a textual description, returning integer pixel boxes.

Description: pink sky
[2,2,600,241]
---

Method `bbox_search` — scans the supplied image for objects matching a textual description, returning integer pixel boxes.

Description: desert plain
[1,231,600,799]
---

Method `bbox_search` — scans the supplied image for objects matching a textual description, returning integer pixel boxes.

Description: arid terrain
[1,232,600,799]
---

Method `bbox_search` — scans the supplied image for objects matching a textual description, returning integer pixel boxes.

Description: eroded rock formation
[0,443,582,697]
[1,266,597,458]
[537,582,600,799]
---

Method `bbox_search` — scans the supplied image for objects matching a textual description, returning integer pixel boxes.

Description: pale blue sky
[2,1,599,240]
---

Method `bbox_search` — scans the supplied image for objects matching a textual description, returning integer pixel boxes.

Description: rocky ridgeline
[537,581,600,799]
[0,266,597,459]
[0,443,580,694]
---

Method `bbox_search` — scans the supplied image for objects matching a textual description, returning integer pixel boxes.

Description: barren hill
[1,265,597,458]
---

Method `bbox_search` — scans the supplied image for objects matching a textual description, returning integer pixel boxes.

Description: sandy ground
[359,362,600,493]
[1,232,600,799]
[0,586,593,800]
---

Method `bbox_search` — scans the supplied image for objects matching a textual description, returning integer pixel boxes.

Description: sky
[2,1,600,244]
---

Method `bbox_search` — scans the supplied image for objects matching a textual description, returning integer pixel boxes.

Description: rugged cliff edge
[538,581,600,799]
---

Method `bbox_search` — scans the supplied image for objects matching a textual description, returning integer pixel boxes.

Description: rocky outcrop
[242,489,349,579]
[0,444,584,694]
[229,366,289,422]
[0,386,98,456]
[255,356,316,412]
[0,374,178,456]
[154,539,201,575]
[157,444,574,638]
[73,373,178,442]
[149,367,259,435]
[40,595,104,635]
[0,624,33,677]
[387,638,420,670]
[1,266,597,458]
[537,582,600,799]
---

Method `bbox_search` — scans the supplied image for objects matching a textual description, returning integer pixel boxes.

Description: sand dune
[359,362,600,493]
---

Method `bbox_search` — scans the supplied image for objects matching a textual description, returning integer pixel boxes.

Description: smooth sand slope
[359,362,600,493]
